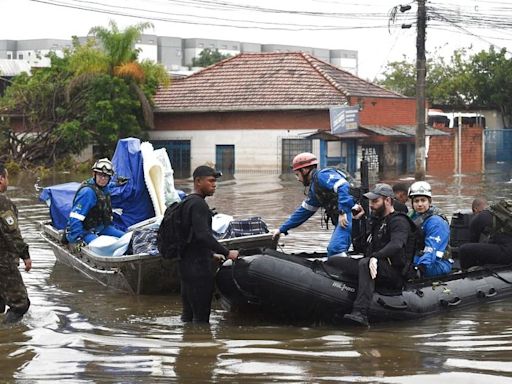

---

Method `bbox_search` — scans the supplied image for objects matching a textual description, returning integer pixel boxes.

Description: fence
[485,129,512,163]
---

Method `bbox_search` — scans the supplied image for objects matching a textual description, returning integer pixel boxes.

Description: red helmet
[292,152,318,171]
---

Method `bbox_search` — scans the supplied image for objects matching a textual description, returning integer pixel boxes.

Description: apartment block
[0,35,358,75]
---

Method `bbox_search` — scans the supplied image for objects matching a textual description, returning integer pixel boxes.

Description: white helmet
[408,181,432,198]
[91,158,114,176]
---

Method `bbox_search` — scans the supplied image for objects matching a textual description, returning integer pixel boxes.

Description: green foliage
[191,48,231,68]
[83,75,144,156]
[0,21,168,167]
[89,20,153,69]
[0,54,82,165]
[377,47,512,125]
[378,57,416,96]
[140,59,170,96]
[54,120,91,153]
[4,159,21,176]
[465,47,512,126]
[68,37,109,75]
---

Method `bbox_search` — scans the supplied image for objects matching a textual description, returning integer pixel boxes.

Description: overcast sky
[2,0,511,79]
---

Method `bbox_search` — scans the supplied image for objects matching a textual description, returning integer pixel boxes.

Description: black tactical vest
[75,181,113,230]
[312,168,350,226]
[365,211,416,274]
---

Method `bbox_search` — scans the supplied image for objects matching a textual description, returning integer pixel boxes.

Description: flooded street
[2,169,512,383]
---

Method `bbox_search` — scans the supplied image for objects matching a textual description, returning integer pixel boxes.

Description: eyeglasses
[96,172,111,179]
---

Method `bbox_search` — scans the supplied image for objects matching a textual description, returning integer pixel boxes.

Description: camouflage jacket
[0,193,30,262]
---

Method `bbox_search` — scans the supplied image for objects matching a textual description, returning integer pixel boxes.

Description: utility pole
[415,0,427,180]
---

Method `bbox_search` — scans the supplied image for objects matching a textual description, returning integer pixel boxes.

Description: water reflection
[1,170,512,382]
[175,324,219,382]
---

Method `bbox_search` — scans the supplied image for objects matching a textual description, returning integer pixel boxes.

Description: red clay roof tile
[154,52,405,112]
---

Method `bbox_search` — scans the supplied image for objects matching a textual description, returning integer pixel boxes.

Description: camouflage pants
[0,262,30,315]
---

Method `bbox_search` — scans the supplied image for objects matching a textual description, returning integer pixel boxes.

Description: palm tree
[67,20,159,129]
[89,21,151,80]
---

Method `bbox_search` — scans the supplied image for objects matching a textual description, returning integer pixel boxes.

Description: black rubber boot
[343,310,370,327]
[0,299,5,314]
[3,310,24,324]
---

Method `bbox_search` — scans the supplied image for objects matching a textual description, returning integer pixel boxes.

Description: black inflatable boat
[216,248,512,325]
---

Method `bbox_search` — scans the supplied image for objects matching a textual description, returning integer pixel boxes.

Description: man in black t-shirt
[179,166,239,323]
[460,198,512,269]
[469,197,492,243]
[392,183,409,214]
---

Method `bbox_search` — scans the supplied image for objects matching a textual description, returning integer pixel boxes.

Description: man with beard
[327,183,415,327]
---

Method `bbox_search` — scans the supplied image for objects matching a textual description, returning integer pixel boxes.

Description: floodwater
[2,166,512,383]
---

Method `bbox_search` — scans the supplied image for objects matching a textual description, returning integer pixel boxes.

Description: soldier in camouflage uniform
[0,163,32,324]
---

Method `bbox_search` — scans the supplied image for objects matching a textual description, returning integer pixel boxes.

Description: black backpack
[489,199,512,235]
[157,196,194,259]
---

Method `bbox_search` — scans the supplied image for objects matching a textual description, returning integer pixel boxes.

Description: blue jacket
[66,178,115,243]
[279,168,354,234]
[410,209,450,268]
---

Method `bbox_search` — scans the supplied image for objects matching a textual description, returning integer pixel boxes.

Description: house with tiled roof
[152,52,481,177]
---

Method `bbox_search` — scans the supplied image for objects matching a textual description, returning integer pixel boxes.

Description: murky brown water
[2,167,512,383]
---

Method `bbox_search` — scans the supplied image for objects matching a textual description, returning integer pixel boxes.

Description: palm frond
[113,62,145,83]
[65,72,98,103]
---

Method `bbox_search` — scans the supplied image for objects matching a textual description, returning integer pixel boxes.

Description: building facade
[152,52,439,179]
[0,36,358,75]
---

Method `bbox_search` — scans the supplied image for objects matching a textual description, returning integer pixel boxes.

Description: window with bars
[151,140,191,179]
[281,138,312,174]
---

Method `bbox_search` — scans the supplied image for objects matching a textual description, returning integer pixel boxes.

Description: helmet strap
[300,167,314,187]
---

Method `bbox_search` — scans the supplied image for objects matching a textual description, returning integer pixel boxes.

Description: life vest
[411,207,451,260]
[365,211,416,276]
[312,168,353,227]
[74,180,113,230]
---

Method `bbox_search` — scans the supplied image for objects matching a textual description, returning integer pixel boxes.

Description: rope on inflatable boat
[484,265,512,285]
[231,258,260,304]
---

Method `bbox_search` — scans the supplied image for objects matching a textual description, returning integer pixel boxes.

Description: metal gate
[281,139,312,174]
[216,145,235,178]
[151,140,191,179]
[485,129,512,162]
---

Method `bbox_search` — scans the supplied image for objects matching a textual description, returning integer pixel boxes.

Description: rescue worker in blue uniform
[66,158,125,244]
[408,181,452,278]
[272,152,354,256]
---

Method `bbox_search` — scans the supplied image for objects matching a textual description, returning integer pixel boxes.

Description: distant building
[0,35,358,75]
[0,39,71,67]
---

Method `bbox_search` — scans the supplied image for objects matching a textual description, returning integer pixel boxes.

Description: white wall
[481,110,506,129]
[150,129,316,174]
[136,43,158,62]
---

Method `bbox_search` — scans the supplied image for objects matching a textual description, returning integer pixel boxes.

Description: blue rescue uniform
[279,168,354,256]
[66,178,125,244]
[410,208,452,277]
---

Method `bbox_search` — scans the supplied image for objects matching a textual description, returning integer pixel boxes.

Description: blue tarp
[39,137,156,231]
[39,182,81,230]
[110,138,155,230]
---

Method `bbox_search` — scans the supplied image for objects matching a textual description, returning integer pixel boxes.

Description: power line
[27,0,512,44]
[30,0,404,31]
